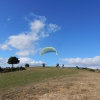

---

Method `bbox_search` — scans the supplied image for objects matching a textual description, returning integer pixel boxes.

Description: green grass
[0,67,79,90]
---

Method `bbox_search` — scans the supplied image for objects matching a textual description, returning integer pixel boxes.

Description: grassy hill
[0,67,79,90]
[0,67,100,100]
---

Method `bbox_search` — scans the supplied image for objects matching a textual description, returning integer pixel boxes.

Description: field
[0,67,100,100]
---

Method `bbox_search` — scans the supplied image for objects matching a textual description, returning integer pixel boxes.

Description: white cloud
[47,24,61,33]
[60,56,100,69]
[40,32,49,37]
[29,12,46,22]
[16,50,32,57]
[0,44,11,50]
[29,19,45,33]
[16,48,41,57]
[19,57,43,66]
[0,14,61,57]
[0,57,43,67]
[7,18,11,21]
[0,58,8,67]
[7,33,37,50]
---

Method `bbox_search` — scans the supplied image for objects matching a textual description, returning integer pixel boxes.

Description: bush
[16,67,20,70]
[2,67,10,73]
[25,63,30,67]
[11,67,16,71]
[89,69,95,72]
[19,66,26,70]
[0,67,3,72]
[81,67,87,70]
[0,66,26,73]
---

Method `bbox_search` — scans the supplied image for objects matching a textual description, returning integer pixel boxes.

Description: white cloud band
[60,56,100,69]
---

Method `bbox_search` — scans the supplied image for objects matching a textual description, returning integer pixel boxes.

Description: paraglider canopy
[40,47,58,56]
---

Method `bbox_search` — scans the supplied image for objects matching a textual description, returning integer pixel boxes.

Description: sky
[0,0,100,69]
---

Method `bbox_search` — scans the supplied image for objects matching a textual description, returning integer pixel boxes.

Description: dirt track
[1,70,100,100]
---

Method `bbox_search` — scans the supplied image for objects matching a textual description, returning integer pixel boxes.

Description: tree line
[0,56,65,73]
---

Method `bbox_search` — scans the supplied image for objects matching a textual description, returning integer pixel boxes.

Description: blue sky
[0,0,100,68]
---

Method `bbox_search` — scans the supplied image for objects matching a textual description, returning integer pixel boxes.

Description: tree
[25,63,30,67]
[8,56,20,68]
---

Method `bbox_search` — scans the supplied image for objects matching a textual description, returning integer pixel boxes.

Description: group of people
[56,64,64,68]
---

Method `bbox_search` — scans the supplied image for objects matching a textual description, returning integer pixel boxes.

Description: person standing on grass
[62,64,64,68]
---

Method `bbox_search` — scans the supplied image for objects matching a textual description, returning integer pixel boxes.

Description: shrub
[16,67,20,70]
[19,66,26,70]
[11,67,16,71]
[2,67,10,73]
[0,66,26,73]
[81,67,87,70]
[0,67,3,72]
[25,63,30,67]
[89,69,95,72]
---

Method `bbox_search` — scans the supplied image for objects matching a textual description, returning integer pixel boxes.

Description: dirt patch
[1,71,100,100]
